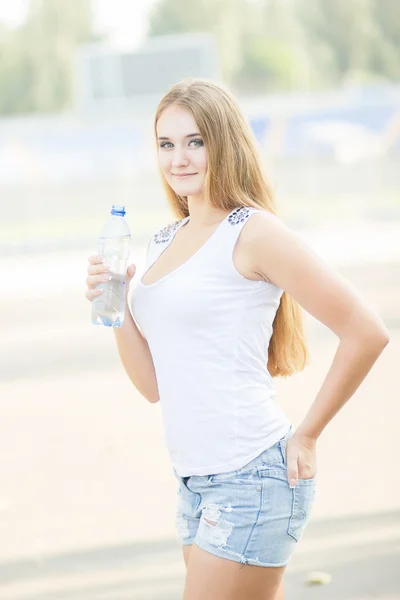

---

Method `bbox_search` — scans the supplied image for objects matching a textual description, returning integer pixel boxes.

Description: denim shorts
[172,426,317,567]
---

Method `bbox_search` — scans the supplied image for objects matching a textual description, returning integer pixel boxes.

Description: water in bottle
[91,205,131,328]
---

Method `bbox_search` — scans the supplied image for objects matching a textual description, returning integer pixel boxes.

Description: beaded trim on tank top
[227,206,252,225]
[153,219,185,244]
[153,206,253,244]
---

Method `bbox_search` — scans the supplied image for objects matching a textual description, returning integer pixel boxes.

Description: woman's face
[156,105,208,198]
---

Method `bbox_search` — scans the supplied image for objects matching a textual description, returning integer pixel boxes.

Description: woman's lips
[173,173,197,178]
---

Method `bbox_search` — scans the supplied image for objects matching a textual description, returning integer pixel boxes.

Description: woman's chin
[171,185,201,196]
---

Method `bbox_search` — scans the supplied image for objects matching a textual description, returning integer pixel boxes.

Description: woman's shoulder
[239,207,284,234]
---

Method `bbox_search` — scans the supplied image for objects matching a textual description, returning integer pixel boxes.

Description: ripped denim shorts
[172,426,317,567]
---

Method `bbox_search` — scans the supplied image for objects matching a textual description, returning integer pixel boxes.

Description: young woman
[85,79,389,600]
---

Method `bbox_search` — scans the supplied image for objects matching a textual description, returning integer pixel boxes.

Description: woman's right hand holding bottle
[85,255,136,302]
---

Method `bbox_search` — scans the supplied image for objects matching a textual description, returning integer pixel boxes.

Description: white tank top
[130,206,291,477]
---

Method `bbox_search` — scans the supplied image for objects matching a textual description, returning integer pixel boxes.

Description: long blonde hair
[154,78,309,377]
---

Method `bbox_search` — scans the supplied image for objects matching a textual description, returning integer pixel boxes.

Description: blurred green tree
[295,0,400,86]
[148,0,250,83]
[148,0,308,92]
[148,0,400,91]
[233,0,302,92]
[0,0,97,115]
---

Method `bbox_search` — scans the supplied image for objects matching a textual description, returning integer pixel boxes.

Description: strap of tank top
[146,216,189,267]
[208,206,279,272]
[219,205,265,248]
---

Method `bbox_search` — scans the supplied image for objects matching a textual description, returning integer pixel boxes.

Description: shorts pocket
[208,467,260,488]
[287,479,317,542]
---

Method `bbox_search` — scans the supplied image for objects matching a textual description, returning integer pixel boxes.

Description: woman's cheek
[158,158,170,178]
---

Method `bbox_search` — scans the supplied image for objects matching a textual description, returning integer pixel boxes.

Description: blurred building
[74,33,221,117]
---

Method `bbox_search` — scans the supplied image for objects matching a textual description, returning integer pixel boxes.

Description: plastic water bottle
[91,205,131,328]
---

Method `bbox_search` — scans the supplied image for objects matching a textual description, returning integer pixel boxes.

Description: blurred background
[0,0,399,598]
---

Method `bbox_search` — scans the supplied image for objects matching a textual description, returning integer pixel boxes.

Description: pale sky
[0,0,158,48]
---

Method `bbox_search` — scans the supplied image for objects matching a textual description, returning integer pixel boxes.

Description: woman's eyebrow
[157,133,201,140]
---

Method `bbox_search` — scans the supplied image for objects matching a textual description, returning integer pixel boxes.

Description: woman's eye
[160,139,203,149]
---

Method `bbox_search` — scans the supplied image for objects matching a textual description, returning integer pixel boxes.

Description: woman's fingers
[85,256,136,303]
[88,255,103,265]
[85,288,103,301]
[286,439,299,488]
[86,255,110,291]
[86,255,108,302]
[86,273,112,287]
[87,264,108,275]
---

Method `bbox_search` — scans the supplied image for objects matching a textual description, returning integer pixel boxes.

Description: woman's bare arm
[86,256,160,404]
[244,213,390,440]
[113,302,160,404]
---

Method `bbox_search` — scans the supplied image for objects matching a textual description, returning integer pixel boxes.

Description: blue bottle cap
[111,205,126,217]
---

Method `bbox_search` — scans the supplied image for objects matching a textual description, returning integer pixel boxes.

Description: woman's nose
[171,148,189,167]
